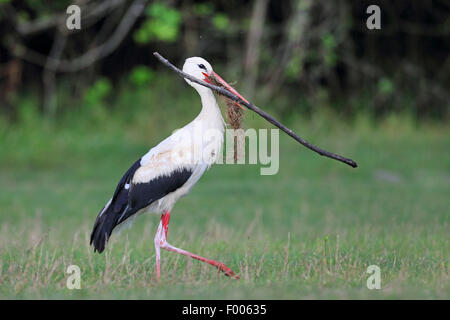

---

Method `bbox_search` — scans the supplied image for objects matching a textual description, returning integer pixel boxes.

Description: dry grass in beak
[209,73,244,161]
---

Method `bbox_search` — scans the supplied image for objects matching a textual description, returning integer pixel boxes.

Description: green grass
[0,86,448,299]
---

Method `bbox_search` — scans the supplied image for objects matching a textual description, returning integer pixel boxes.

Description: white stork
[90,57,248,280]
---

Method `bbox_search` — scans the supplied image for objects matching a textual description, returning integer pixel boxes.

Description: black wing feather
[90,158,192,253]
[90,159,141,253]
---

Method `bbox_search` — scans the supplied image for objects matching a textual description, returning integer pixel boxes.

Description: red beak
[203,71,248,110]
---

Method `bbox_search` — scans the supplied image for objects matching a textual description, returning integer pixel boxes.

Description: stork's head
[182,57,213,89]
[182,57,248,109]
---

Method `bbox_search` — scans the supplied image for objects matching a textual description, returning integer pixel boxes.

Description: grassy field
[0,88,448,299]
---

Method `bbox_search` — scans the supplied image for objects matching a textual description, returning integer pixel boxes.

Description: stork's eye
[198,64,207,71]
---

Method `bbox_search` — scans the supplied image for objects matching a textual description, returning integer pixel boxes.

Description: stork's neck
[196,88,224,129]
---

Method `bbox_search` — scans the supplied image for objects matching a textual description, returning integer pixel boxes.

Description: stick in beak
[208,71,248,110]
[154,52,358,168]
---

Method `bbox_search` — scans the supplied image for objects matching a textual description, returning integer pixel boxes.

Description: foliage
[83,77,112,107]
[193,3,214,16]
[321,33,337,67]
[129,65,155,87]
[377,78,394,96]
[286,53,303,80]
[212,13,229,31]
[133,2,182,44]
[0,1,448,122]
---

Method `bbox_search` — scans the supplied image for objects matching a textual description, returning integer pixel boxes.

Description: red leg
[154,212,169,281]
[153,211,239,280]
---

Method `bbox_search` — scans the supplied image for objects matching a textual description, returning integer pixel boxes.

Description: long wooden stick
[153,52,358,168]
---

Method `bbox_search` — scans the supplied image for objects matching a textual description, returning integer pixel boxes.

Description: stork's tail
[90,200,122,253]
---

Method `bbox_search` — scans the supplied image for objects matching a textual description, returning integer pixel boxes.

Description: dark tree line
[0,0,448,120]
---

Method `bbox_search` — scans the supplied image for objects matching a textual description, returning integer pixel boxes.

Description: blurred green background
[0,0,448,299]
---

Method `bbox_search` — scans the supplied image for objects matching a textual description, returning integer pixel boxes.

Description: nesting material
[210,74,244,162]
[209,74,244,130]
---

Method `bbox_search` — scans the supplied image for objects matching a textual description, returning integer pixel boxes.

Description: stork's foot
[160,240,240,280]
[209,261,240,279]
[154,211,240,280]
[219,265,240,279]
